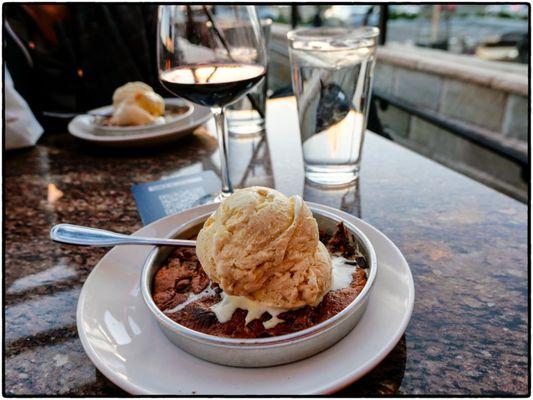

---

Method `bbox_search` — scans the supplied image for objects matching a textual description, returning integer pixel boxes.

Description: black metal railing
[373,89,529,181]
[374,90,528,165]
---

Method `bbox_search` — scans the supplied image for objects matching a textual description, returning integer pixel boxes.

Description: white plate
[68,99,211,147]
[91,99,194,135]
[76,203,414,395]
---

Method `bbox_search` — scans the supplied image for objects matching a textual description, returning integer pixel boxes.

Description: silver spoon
[50,223,196,247]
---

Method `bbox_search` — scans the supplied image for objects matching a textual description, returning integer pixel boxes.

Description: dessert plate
[68,99,211,147]
[91,100,193,135]
[77,203,414,395]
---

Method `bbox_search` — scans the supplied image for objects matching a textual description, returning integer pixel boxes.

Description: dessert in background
[110,82,165,126]
[152,187,368,338]
[92,81,190,129]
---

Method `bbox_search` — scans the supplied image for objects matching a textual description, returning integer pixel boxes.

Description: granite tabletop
[4,98,528,395]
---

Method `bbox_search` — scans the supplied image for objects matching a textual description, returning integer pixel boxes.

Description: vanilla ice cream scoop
[110,102,157,126]
[110,82,165,126]
[196,187,332,309]
[113,82,153,106]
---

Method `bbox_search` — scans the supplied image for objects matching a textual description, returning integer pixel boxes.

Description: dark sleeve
[3,8,38,115]
[140,4,165,94]
[4,5,78,131]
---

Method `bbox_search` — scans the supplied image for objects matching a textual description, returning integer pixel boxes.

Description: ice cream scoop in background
[110,82,165,126]
[196,186,332,310]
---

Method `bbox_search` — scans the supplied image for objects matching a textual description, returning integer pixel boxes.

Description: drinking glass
[227,19,272,137]
[158,5,267,202]
[288,27,379,186]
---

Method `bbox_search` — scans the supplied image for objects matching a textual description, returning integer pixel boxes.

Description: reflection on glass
[231,135,272,188]
[304,178,361,218]
[227,19,272,138]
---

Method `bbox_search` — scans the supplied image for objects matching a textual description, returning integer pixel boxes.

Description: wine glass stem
[212,107,233,197]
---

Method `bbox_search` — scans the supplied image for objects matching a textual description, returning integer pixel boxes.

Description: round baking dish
[140,203,377,367]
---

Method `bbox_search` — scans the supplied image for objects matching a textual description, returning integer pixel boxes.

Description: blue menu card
[131,171,221,225]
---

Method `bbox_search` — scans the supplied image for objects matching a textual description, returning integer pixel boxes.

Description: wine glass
[158,5,267,202]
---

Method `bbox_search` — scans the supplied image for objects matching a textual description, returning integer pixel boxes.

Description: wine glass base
[192,191,232,206]
[214,191,232,203]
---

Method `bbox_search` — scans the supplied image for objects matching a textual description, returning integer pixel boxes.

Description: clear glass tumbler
[227,19,272,138]
[288,27,379,186]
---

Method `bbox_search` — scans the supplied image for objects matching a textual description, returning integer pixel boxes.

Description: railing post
[291,5,299,28]
[379,5,388,45]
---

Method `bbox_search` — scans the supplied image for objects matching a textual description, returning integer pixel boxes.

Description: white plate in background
[68,99,211,147]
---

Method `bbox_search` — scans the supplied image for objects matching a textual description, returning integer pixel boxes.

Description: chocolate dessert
[152,222,368,339]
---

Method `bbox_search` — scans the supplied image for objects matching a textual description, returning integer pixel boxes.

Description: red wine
[160,64,265,108]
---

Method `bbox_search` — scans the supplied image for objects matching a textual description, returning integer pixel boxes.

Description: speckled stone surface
[4,99,528,395]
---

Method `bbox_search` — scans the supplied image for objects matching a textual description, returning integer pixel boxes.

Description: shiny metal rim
[140,202,377,348]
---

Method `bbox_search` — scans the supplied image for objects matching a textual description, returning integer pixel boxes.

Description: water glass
[288,27,379,186]
[227,19,272,137]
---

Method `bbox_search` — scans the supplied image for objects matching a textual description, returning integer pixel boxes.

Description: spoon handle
[50,224,196,247]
